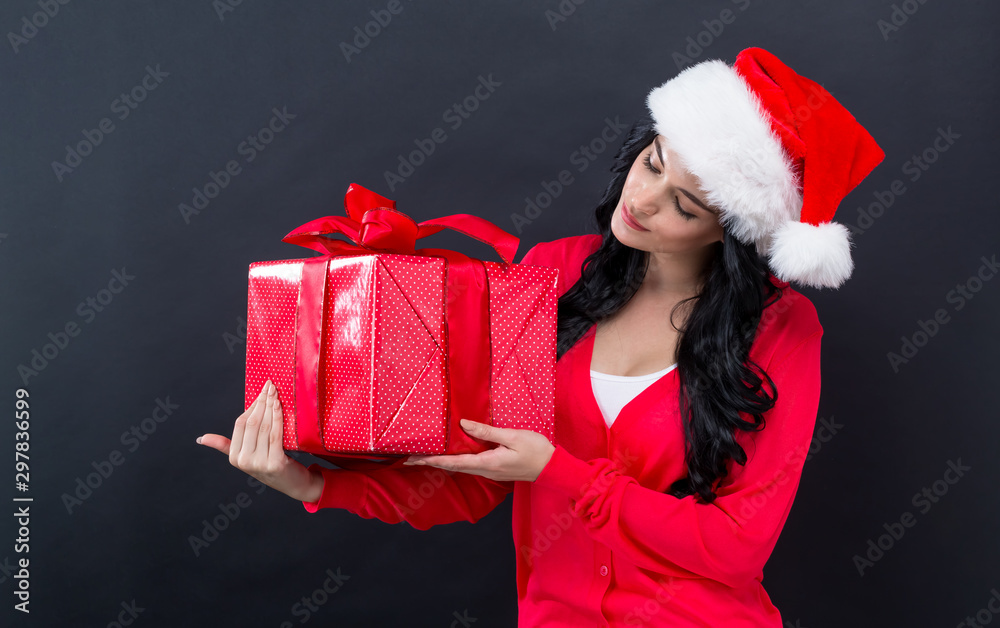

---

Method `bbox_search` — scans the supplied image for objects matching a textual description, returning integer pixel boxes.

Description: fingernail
[196,436,203,444]
[268,381,275,396]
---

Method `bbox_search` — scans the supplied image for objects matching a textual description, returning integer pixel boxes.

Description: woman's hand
[197,380,323,503]
[402,419,556,482]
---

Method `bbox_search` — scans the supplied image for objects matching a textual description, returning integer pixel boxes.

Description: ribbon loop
[344,182,396,221]
[358,208,418,253]
[281,183,520,263]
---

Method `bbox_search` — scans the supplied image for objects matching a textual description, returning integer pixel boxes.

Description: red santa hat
[646,47,885,289]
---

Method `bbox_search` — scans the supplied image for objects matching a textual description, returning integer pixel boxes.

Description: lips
[622,203,649,231]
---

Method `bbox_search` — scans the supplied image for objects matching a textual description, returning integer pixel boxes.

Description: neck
[640,247,713,297]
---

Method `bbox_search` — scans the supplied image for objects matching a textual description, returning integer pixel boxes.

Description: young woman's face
[611,135,725,254]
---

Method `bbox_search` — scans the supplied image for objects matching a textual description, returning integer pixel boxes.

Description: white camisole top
[590,363,678,428]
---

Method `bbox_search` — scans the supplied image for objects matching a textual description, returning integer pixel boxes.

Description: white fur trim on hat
[767,220,854,289]
[646,60,802,253]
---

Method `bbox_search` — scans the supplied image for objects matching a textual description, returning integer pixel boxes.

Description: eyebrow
[654,137,719,215]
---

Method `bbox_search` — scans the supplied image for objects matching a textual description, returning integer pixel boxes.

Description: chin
[611,212,643,250]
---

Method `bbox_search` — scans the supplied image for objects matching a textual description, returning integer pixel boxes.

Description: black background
[1,1,997,626]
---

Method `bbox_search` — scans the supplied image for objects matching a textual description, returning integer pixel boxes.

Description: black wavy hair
[556,115,786,504]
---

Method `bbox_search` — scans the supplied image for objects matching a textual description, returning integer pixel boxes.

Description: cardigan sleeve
[519,242,546,274]
[297,239,575,529]
[519,234,605,297]
[533,329,823,588]
[301,463,514,531]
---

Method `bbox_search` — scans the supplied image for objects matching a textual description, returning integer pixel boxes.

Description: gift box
[244,183,559,469]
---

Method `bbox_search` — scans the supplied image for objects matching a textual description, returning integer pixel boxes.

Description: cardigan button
[599,564,609,576]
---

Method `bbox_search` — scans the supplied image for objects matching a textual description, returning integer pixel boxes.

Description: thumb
[460,419,510,445]
[197,433,231,456]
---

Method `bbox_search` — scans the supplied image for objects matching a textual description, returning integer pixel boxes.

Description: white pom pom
[766,220,854,290]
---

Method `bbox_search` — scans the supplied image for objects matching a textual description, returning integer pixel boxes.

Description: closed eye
[673,196,696,221]
[643,152,696,221]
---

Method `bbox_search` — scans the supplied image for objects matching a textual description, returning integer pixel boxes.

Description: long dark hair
[556,115,785,504]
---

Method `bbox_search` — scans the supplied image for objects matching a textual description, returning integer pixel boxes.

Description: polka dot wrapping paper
[244,250,559,461]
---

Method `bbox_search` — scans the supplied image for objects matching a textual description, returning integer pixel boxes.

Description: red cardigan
[302,234,824,627]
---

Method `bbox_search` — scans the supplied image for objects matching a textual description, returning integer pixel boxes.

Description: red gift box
[244,183,559,470]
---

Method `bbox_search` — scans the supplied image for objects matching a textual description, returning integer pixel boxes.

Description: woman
[198,47,884,626]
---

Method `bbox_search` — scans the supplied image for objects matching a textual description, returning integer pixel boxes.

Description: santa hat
[645,47,885,290]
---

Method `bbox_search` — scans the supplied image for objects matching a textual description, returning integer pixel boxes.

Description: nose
[628,190,660,217]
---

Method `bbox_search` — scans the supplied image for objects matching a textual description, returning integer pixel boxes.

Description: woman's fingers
[197,388,265,455]
[255,382,277,463]
[266,391,286,468]
[196,379,316,501]
[197,433,232,455]
[232,381,268,467]
[242,381,272,459]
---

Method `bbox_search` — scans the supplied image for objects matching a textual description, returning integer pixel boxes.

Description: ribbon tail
[282,216,362,255]
[417,214,519,264]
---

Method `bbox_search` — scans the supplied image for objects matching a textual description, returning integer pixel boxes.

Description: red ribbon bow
[281,182,519,263]
[280,183,520,471]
